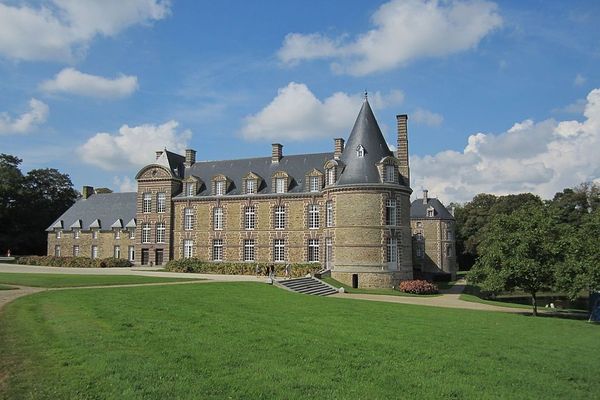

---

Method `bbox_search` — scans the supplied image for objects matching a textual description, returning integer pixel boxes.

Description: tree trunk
[531,292,538,316]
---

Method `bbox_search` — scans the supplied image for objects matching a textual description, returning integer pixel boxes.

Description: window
[129,228,135,239]
[187,183,195,196]
[56,230,62,239]
[246,179,256,194]
[309,176,320,192]
[184,208,194,230]
[326,201,334,227]
[275,177,286,193]
[213,207,223,230]
[308,239,319,262]
[416,244,423,258]
[327,168,336,186]
[274,206,285,230]
[114,230,120,240]
[54,245,61,256]
[427,207,435,217]
[74,229,80,239]
[244,239,255,262]
[446,245,453,257]
[73,245,79,257]
[92,230,98,239]
[356,145,365,157]
[245,206,256,230]
[385,165,395,183]
[157,192,166,213]
[386,199,397,226]
[386,237,397,262]
[274,239,285,262]
[91,245,98,259]
[143,192,152,213]
[216,180,226,196]
[114,245,121,258]
[447,229,454,240]
[212,239,223,261]
[128,246,135,261]
[142,223,151,243]
[156,222,166,243]
[184,239,194,259]
[308,204,320,229]
[416,221,422,228]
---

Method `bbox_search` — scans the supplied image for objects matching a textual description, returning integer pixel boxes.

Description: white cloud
[0,0,170,62]
[0,98,49,135]
[412,88,600,203]
[78,120,191,170]
[278,0,502,76]
[412,108,444,127]
[40,68,138,98]
[113,176,137,192]
[241,82,403,141]
[574,73,586,86]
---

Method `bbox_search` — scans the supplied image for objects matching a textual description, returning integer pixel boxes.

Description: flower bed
[398,279,439,295]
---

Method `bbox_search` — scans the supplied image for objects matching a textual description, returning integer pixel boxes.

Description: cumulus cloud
[412,108,444,127]
[113,176,137,192]
[241,82,403,141]
[78,120,191,170]
[0,98,49,135]
[278,0,502,76]
[412,88,600,203]
[40,68,138,98]
[0,0,170,62]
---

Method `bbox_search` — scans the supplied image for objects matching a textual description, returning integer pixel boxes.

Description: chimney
[185,149,196,167]
[422,189,428,204]
[82,186,94,199]
[155,150,163,160]
[334,138,345,160]
[272,143,283,163]
[396,114,410,184]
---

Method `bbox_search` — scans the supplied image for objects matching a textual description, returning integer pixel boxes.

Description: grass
[459,292,532,310]
[1,283,598,399]
[0,272,203,288]
[322,277,441,297]
[0,284,17,290]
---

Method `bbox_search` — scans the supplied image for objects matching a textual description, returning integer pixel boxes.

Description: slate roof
[181,152,333,196]
[337,99,394,185]
[156,149,186,178]
[46,192,137,231]
[410,197,454,220]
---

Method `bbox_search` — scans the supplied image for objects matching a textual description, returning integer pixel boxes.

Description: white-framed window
[274,205,285,230]
[92,230,98,239]
[56,230,62,239]
[385,165,395,183]
[327,168,336,186]
[142,192,152,213]
[141,223,151,243]
[308,204,319,229]
[213,207,223,230]
[356,145,365,158]
[129,228,135,239]
[114,245,121,259]
[212,239,223,261]
[386,237,397,262]
[157,192,166,213]
[386,199,397,226]
[73,245,79,257]
[246,179,256,194]
[245,206,256,230]
[274,239,285,262]
[156,222,166,243]
[215,180,226,196]
[309,176,320,192]
[187,183,195,196]
[54,245,61,256]
[128,246,135,261]
[308,239,319,262]
[184,208,194,230]
[326,201,333,227]
[243,239,255,262]
[427,207,435,217]
[184,239,194,259]
[275,178,286,193]
[91,245,98,259]
[114,230,120,240]
[74,229,80,239]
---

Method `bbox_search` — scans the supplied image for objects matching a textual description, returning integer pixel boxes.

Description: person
[285,263,291,279]
[7,249,10,257]
[269,264,275,279]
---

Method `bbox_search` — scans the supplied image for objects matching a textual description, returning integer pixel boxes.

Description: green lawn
[322,277,441,297]
[459,292,532,310]
[0,284,17,290]
[0,272,203,288]
[1,283,599,399]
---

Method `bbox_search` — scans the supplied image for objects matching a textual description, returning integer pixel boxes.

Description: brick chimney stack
[155,150,163,160]
[185,149,196,167]
[396,114,410,185]
[272,143,283,163]
[334,138,345,160]
[82,186,94,199]
[423,189,428,204]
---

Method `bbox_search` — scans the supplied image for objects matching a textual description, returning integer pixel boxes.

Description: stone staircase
[277,277,338,296]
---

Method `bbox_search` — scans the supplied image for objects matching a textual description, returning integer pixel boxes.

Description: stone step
[278,277,338,296]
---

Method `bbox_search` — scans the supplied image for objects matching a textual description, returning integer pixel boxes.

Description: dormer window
[326,167,336,186]
[215,180,226,196]
[275,178,286,193]
[427,207,435,218]
[246,179,257,194]
[56,230,62,239]
[187,183,195,196]
[356,145,365,158]
[310,176,321,192]
[384,165,395,183]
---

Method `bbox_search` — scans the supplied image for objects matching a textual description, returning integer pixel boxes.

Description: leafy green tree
[0,154,25,254]
[468,203,565,316]
[94,187,113,194]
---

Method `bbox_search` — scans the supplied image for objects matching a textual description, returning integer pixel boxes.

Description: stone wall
[47,230,135,259]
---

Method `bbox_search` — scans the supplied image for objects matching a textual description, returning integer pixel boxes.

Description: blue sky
[1,0,599,202]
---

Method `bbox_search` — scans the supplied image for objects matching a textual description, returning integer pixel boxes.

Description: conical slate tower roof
[337,99,393,185]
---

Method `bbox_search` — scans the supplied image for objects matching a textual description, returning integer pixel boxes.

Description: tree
[0,154,24,255]
[94,187,113,194]
[468,203,565,316]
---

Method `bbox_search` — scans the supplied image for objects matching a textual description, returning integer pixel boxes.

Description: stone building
[47,98,455,287]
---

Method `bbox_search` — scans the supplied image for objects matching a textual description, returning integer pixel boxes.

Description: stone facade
[47,229,135,261]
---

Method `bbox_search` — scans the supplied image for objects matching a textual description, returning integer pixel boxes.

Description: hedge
[17,255,132,268]
[165,258,321,277]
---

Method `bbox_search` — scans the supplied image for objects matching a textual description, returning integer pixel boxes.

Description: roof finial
[364,89,368,101]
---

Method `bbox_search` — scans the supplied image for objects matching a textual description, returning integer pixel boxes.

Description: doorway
[141,249,149,265]
[155,249,164,266]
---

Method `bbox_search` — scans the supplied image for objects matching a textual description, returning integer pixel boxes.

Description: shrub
[165,258,320,277]
[398,280,439,295]
[17,255,131,268]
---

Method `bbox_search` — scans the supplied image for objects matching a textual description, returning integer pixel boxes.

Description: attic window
[427,207,435,218]
[246,179,257,194]
[187,183,195,196]
[356,145,365,158]
[215,180,226,196]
